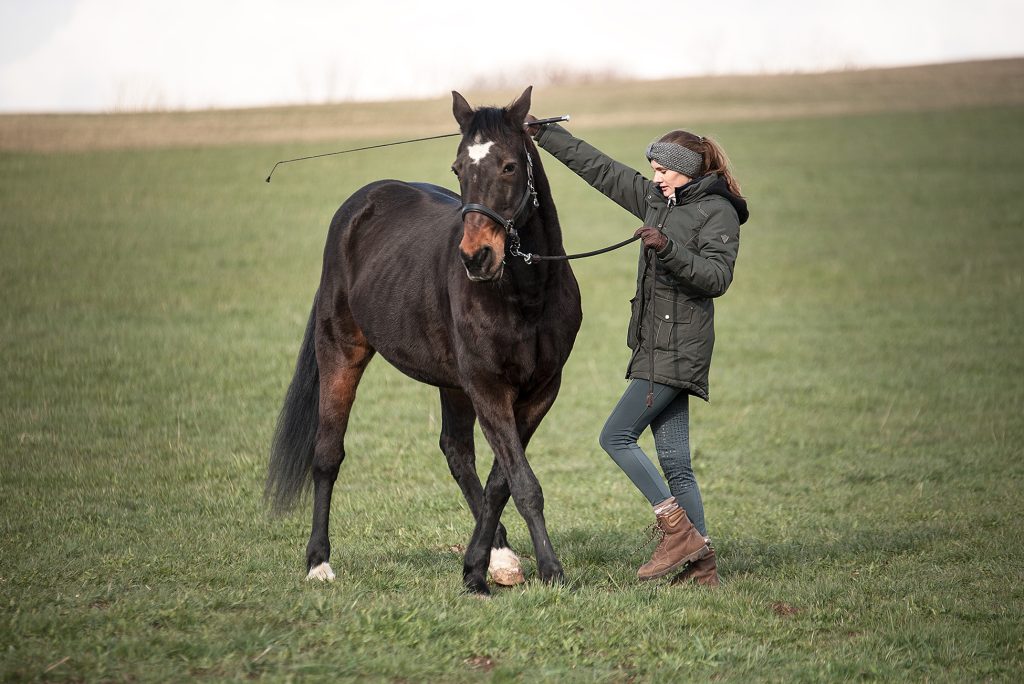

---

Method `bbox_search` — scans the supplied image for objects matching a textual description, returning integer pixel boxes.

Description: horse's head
[451,86,535,282]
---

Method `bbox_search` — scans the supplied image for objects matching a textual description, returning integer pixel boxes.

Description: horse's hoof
[306,562,336,582]
[463,572,491,596]
[538,564,564,585]
[488,547,525,587]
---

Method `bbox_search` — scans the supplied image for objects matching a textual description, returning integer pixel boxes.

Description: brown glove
[633,226,669,253]
[524,114,542,139]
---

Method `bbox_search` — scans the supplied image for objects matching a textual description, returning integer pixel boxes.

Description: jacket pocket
[652,295,694,351]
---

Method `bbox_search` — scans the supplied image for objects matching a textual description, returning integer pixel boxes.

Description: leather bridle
[459,145,540,264]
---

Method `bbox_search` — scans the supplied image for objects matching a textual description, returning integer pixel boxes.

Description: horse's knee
[439,434,471,465]
[312,434,344,480]
[518,493,543,515]
[508,476,544,513]
[438,433,455,454]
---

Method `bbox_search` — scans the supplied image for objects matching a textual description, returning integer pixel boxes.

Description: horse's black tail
[265,294,320,514]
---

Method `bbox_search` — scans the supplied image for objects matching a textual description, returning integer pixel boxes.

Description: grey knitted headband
[646,141,704,178]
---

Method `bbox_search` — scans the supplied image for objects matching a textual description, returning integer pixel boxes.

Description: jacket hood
[675,173,749,225]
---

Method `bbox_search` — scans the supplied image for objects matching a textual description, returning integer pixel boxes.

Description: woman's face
[650,160,690,199]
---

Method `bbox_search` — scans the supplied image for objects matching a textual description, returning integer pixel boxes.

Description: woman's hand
[633,226,669,253]
[524,114,542,139]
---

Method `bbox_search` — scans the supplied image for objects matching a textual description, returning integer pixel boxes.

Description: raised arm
[534,123,650,220]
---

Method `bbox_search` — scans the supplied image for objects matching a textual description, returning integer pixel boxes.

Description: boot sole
[638,543,710,581]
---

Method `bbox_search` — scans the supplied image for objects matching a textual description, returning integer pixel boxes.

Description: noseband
[459,145,540,264]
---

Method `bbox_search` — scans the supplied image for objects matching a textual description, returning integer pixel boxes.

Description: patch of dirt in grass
[614,663,639,683]
[771,601,802,617]
[464,655,496,672]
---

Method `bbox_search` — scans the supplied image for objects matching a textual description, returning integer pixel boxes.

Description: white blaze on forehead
[467,141,494,165]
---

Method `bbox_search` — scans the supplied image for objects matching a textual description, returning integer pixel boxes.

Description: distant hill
[2,58,1021,153]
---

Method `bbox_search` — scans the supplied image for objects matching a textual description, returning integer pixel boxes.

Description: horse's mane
[466,107,518,143]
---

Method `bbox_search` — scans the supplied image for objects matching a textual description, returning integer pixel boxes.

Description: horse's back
[319,180,463,386]
[329,179,459,241]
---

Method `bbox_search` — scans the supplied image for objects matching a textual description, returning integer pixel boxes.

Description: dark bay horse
[265,87,582,595]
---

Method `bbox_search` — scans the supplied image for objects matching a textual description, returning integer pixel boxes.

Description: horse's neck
[526,156,564,257]
[500,150,569,313]
[504,191,564,314]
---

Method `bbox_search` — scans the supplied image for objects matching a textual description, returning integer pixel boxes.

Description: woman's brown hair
[659,130,743,197]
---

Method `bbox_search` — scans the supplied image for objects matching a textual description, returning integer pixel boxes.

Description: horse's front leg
[438,388,521,585]
[508,373,566,584]
[464,384,562,591]
[462,465,511,595]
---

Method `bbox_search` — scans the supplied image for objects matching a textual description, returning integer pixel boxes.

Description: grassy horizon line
[2,57,1022,153]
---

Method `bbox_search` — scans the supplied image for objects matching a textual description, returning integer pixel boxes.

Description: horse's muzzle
[460,245,503,282]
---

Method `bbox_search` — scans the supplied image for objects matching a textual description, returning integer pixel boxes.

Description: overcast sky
[0,0,1021,113]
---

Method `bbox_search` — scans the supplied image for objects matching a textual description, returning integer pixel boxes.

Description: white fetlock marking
[488,547,525,586]
[306,562,336,582]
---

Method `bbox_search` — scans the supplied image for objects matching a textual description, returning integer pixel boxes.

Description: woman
[527,115,749,586]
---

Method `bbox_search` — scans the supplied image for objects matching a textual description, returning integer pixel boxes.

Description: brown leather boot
[671,545,720,587]
[637,506,710,581]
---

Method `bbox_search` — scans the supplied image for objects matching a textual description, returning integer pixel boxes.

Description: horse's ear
[507,85,533,125]
[452,91,474,132]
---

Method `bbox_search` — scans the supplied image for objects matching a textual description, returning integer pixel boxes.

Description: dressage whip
[265,112,644,268]
[264,115,570,182]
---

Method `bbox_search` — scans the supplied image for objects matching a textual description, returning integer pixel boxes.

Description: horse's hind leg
[438,388,523,586]
[306,314,375,581]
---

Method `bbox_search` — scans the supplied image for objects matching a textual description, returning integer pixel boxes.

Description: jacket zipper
[626,196,674,376]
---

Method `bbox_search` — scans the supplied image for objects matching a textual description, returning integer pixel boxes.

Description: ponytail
[657,130,743,197]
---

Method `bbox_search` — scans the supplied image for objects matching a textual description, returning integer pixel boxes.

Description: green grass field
[2,62,1023,681]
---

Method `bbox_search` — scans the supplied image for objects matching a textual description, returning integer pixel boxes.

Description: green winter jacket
[535,124,749,400]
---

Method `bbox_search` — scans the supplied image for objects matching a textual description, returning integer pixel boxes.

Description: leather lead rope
[646,249,657,407]
[523,234,642,262]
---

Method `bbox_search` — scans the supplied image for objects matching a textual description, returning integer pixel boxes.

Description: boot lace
[631,522,665,555]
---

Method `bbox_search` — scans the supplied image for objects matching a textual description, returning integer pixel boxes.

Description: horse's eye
[503,163,517,174]
[451,165,459,177]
